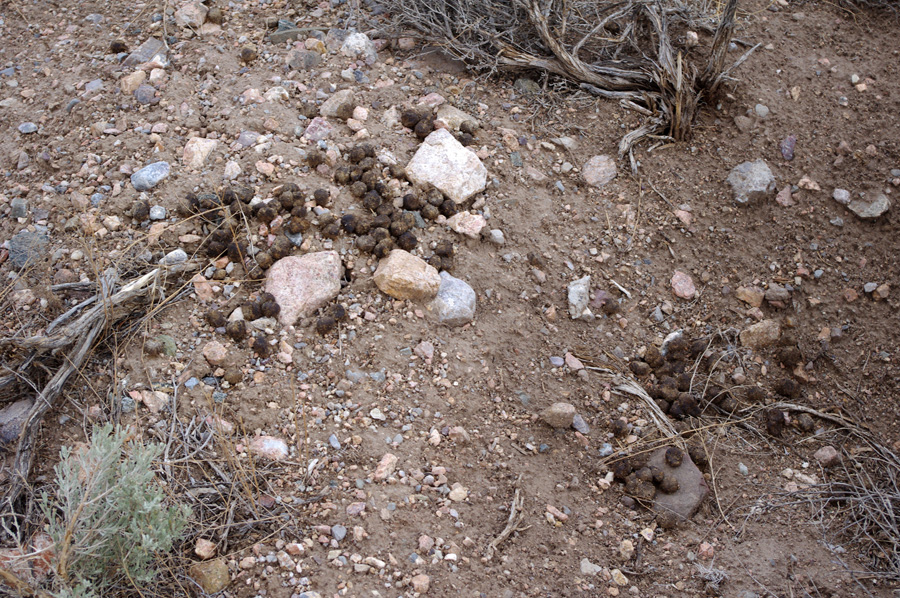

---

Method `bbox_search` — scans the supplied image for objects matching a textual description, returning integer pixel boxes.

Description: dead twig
[484,475,526,561]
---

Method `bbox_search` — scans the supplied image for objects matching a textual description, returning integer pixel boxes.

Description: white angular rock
[430,271,476,327]
[435,104,476,130]
[406,129,487,204]
[541,402,576,429]
[319,88,355,117]
[568,275,593,320]
[264,252,343,326]
[847,191,890,219]
[340,31,377,64]
[582,155,617,187]
[249,436,288,460]
[446,211,486,238]
[739,319,782,349]
[373,249,441,301]
[264,86,290,103]
[223,160,241,180]
[183,137,219,170]
[175,2,208,28]
[726,159,776,205]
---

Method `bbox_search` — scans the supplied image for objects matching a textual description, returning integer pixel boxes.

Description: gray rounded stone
[131,161,171,191]
[430,271,476,327]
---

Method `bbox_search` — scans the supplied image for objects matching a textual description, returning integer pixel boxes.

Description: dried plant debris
[384,0,758,166]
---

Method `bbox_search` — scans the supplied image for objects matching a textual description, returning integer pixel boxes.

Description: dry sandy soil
[0,0,898,596]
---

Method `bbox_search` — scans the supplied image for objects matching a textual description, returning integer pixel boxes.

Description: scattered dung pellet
[322,223,341,239]
[316,316,336,336]
[251,334,269,356]
[687,442,708,467]
[635,467,654,483]
[356,235,376,253]
[664,447,683,468]
[307,150,326,168]
[658,474,680,494]
[109,40,128,54]
[400,111,422,129]
[335,102,354,121]
[133,199,150,221]
[330,304,347,321]
[334,166,351,185]
[434,240,455,257]
[240,44,258,63]
[765,409,786,437]
[610,418,629,437]
[629,361,651,377]
[206,310,226,329]
[439,199,458,217]
[624,475,656,501]
[644,345,664,368]
[226,320,247,341]
[611,459,633,481]
[775,378,802,399]
[341,214,359,234]
[402,193,424,211]
[420,204,440,220]
[285,218,308,235]
[313,188,330,206]
[414,119,434,139]
[396,231,417,251]
[270,238,292,260]
[373,239,394,259]
[224,369,242,385]
[260,301,280,318]
[255,251,273,269]
[745,386,766,403]
[349,181,367,198]
[348,146,366,163]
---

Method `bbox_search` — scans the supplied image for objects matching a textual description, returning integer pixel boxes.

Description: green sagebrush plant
[38,424,190,597]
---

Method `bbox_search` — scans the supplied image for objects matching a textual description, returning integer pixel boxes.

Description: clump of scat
[315,303,348,336]
[203,292,281,346]
[612,443,707,508]
[398,107,480,147]
[324,141,463,272]
[628,330,807,438]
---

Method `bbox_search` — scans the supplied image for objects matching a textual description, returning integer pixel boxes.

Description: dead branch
[484,475,526,561]
[1,262,200,509]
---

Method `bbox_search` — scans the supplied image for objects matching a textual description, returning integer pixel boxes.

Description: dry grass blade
[384,0,754,160]
[612,376,683,445]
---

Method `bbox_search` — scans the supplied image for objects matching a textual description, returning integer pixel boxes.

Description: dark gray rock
[131,161,170,191]
[331,524,347,541]
[648,446,708,522]
[123,37,167,66]
[134,84,159,105]
[9,197,28,219]
[9,230,49,269]
[726,159,776,205]
[287,49,322,71]
[270,28,303,44]
[0,399,34,449]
